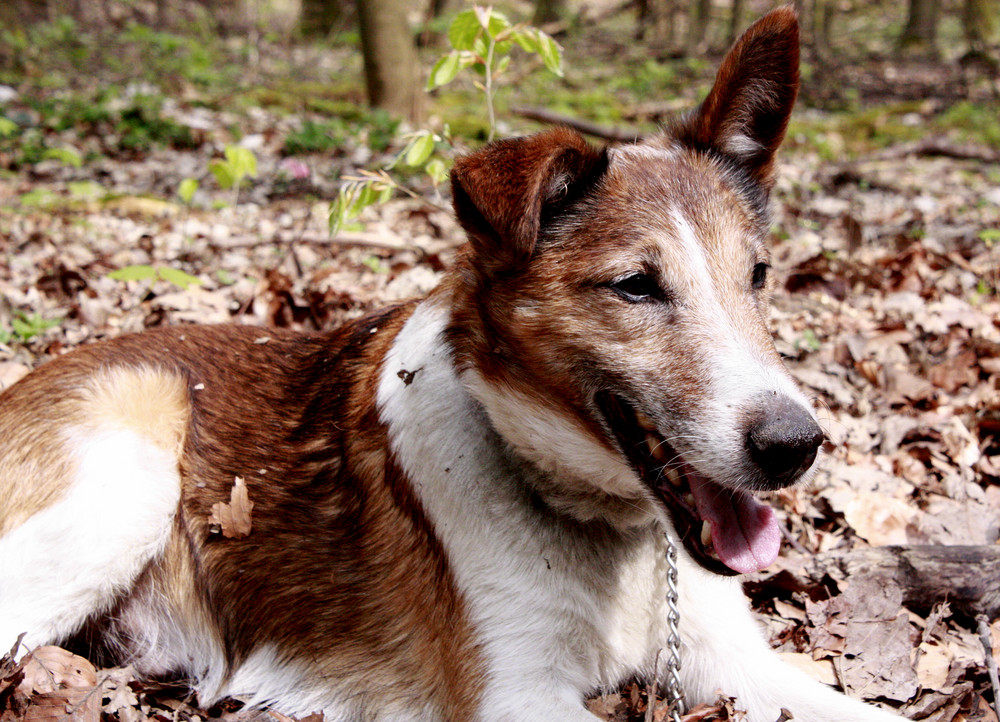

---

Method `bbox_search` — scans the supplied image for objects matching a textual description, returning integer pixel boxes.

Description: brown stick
[812,545,1000,619]
[976,614,1000,720]
[512,106,645,142]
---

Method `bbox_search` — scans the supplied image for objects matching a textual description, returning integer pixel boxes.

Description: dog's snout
[746,396,824,488]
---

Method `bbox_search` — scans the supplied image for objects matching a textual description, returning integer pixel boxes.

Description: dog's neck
[381,288,659,531]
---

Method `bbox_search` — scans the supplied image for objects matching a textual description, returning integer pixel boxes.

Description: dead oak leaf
[17,647,99,722]
[209,477,253,539]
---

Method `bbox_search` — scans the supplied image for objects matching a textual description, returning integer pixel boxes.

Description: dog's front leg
[675,559,904,722]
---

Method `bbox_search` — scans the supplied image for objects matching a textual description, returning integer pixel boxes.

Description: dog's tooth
[663,466,682,487]
[646,435,669,462]
[684,493,695,507]
[635,410,656,431]
[700,521,713,547]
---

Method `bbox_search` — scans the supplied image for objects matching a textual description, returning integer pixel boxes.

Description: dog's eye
[751,262,769,290]
[610,273,660,302]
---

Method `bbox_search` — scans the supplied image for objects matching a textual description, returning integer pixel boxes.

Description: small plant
[177,177,199,205]
[284,119,346,155]
[41,146,83,168]
[330,6,562,235]
[1,311,63,344]
[107,264,202,290]
[428,7,562,142]
[209,145,258,206]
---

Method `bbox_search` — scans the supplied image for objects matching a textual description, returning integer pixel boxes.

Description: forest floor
[1,5,1000,721]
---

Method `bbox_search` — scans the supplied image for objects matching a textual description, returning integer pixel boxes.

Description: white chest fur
[376,301,674,718]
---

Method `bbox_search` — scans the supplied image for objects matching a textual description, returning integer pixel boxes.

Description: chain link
[663,535,685,722]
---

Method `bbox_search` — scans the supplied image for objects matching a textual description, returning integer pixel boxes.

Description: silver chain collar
[663,535,686,722]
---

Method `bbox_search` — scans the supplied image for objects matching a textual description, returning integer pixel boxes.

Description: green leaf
[495,54,511,78]
[209,158,235,190]
[448,10,481,51]
[225,145,258,180]
[362,255,390,274]
[18,189,57,207]
[978,228,1000,246]
[424,158,449,186]
[404,133,436,167]
[0,117,17,138]
[67,180,104,200]
[537,32,563,76]
[485,11,511,39]
[511,29,539,54]
[178,177,199,204]
[216,269,237,286]
[42,146,83,168]
[108,264,157,282]
[428,51,462,89]
[158,266,201,289]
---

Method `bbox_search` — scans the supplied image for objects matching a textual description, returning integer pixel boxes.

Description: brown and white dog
[0,8,903,721]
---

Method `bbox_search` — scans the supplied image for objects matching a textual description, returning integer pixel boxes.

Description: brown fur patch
[1,314,484,719]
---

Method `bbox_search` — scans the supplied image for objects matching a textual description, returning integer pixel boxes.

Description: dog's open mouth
[596,393,781,576]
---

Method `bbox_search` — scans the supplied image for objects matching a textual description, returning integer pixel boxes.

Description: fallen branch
[513,106,644,142]
[812,545,1000,619]
[872,138,1000,163]
[976,614,1000,720]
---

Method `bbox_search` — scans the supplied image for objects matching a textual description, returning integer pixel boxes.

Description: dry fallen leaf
[17,647,99,722]
[209,476,254,538]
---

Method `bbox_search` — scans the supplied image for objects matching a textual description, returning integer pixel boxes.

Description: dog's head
[447,7,821,576]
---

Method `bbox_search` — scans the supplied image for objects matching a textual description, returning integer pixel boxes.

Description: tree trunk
[300,0,343,38]
[685,0,712,56]
[358,0,421,122]
[728,0,744,46]
[533,0,566,25]
[899,0,940,56]
[637,0,676,51]
[962,0,998,55]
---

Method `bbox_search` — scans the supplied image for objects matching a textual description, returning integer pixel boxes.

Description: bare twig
[976,614,1000,721]
[513,106,645,142]
[871,138,1000,163]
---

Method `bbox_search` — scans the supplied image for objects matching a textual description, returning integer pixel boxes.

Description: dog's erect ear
[451,128,606,272]
[673,5,799,188]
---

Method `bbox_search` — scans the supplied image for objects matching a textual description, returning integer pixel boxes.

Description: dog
[0,8,904,721]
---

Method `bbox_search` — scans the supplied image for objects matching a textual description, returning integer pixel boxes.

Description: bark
[637,0,676,50]
[685,0,712,56]
[533,0,566,26]
[357,0,421,121]
[962,0,998,55]
[811,545,1000,619]
[728,0,744,46]
[300,0,344,38]
[899,0,940,56]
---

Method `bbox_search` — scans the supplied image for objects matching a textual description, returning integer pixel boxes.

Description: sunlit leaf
[428,51,462,89]
[537,32,563,76]
[512,29,539,54]
[178,177,199,204]
[108,265,157,282]
[448,10,481,51]
[404,133,436,167]
[158,266,202,289]
[42,147,83,168]
[424,158,449,186]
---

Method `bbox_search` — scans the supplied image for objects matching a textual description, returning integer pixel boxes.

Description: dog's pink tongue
[689,475,781,574]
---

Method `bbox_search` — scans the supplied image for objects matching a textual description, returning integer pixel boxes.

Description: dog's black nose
[747,396,825,488]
